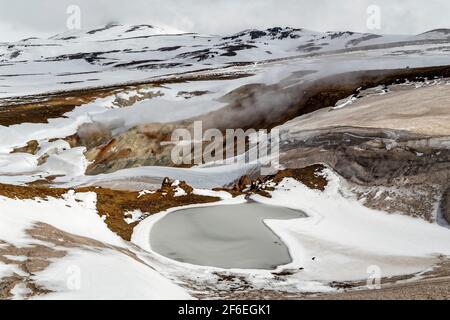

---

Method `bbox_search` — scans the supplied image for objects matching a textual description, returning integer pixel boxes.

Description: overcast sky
[0,0,449,41]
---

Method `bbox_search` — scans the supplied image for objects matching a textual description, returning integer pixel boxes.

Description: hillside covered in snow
[1,24,450,300]
[1,24,450,97]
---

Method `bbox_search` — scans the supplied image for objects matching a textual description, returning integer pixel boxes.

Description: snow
[137,190,155,198]
[36,140,71,157]
[332,96,357,110]
[33,248,191,300]
[253,172,450,281]
[0,191,123,247]
[173,187,187,197]
[39,147,88,177]
[0,24,448,98]
[3,255,28,262]
[192,189,234,199]
[0,153,37,175]
[0,264,22,279]
[0,190,192,299]
[10,283,31,300]
[124,210,144,225]
[60,162,258,190]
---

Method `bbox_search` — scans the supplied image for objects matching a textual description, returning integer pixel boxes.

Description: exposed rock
[77,122,112,149]
[237,175,250,190]
[179,181,194,195]
[440,187,450,224]
[280,126,450,221]
[217,165,328,197]
[160,177,173,194]
[11,140,39,155]
[84,123,179,175]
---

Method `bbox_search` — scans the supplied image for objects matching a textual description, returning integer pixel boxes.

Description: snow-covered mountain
[1,24,450,97]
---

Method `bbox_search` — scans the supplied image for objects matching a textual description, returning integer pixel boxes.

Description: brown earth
[11,140,39,154]
[0,82,165,128]
[269,165,328,191]
[82,183,218,240]
[0,237,63,299]
[212,164,327,198]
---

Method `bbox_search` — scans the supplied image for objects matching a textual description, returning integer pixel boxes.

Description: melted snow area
[1,25,450,299]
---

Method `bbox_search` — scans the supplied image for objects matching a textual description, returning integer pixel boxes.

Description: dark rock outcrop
[440,187,450,224]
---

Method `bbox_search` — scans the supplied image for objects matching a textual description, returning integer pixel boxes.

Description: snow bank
[0,191,192,299]
[255,171,450,281]
[0,191,123,247]
[33,249,191,300]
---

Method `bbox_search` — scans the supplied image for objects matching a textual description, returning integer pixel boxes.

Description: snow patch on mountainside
[34,248,190,300]
[1,24,449,97]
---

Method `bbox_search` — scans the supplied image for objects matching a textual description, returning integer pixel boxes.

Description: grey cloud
[0,0,449,41]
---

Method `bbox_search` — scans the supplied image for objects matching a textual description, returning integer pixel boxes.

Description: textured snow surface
[33,248,191,300]
[0,192,191,300]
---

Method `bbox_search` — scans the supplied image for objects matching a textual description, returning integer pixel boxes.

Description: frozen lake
[150,202,306,269]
